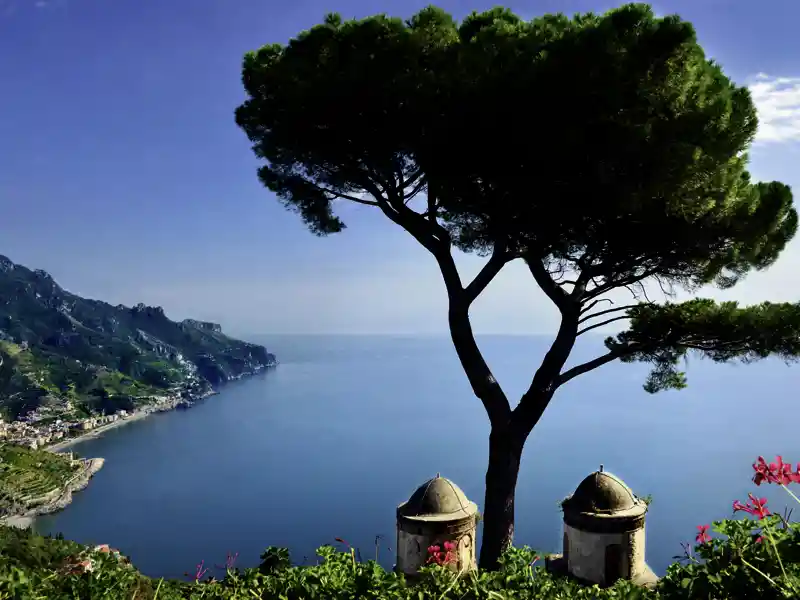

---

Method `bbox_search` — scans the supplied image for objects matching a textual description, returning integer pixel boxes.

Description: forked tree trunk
[478,424,527,570]
[442,270,573,570]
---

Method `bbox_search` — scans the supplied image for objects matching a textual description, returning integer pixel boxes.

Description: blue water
[35,334,800,581]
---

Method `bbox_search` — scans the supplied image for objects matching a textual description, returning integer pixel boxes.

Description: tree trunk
[478,425,526,570]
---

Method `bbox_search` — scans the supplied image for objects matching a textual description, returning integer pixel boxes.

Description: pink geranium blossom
[426,540,457,565]
[695,524,711,544]
[752,455,800,486]
[733,493,770,519]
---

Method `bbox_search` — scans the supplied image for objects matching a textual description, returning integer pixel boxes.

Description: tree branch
[555,350,624,387]
[464,244,511,305]
[582,266,662,301]
[511,306,580,434]
[568,253,598,301]
[510,256,584,433]
[315,184,380,206]
[448,296,512,427]
[402,171,427,201]
[526,255,571,311]
[576,314,631,336]
[426,189,438,223]
[579,298,614,315]
[578,303,647,325]
[313,163,384,206]
[372,182,450,257]
[400,169,424,190]
[363,174,510,428]
[404,180,427,204]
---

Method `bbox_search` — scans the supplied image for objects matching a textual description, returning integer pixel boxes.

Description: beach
[46,410,153,453]
[45,390,220,454]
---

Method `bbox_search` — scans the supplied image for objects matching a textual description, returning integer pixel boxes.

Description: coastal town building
[0,399,179,450]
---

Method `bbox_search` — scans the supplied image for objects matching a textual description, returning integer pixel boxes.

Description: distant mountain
[0,255,276,420]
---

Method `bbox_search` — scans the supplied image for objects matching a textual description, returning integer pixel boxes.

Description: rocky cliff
[0,255,276,419]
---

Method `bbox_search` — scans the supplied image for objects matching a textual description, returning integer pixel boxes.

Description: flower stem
[436,565,465,600]
[153,578,163,600]
[762,524,799,595]
[781,484,800,506]
[763,525,788,582]
[742,557,778,587]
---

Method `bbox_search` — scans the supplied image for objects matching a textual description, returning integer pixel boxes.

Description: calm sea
[35,334,800,580]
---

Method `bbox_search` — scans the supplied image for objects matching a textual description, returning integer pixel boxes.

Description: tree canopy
[236,3,797,404]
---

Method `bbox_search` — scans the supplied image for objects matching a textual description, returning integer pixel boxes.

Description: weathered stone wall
[564,524,645,585]
[396,526,476,575]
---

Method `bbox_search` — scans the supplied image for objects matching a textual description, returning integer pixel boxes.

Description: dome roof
[562,468,643,515]
[397,474,478,521]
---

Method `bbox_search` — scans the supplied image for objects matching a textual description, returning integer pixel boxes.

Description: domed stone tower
[395,474,479,576]
[557,466,657,588]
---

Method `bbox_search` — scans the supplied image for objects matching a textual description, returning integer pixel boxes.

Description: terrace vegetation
[0,445,80,517]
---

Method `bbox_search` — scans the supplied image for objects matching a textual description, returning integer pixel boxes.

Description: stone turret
[395,474,479,576]
[548,466,658,588]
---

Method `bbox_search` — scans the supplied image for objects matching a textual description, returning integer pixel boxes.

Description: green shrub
[658,455,800,599]
[0,529,654,600]
[659,516,800,600]
[3,455,800,599]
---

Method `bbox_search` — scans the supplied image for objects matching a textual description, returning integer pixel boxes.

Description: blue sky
[1,0,799,336]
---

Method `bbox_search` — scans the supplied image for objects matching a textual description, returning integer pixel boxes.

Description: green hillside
[0,255,276,420]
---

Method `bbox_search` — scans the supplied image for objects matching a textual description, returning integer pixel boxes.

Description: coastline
[0,457,105,529]
[45,387,223,453]
[46,410,153,454]
[1,366,275,529]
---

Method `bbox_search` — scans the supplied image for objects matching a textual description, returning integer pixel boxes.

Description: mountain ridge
[0,255,276,420]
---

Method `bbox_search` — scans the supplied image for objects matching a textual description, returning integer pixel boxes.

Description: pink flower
[733,493,771,519]
[426,541,457,565]
[426,544,442,564]
[752,456,800,486]
[695,524,711,544]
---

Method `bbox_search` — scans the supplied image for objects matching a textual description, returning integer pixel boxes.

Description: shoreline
[45,386,223,453]
[46,410,153,453]
[1,367,275,529]
[1,457,105,529]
